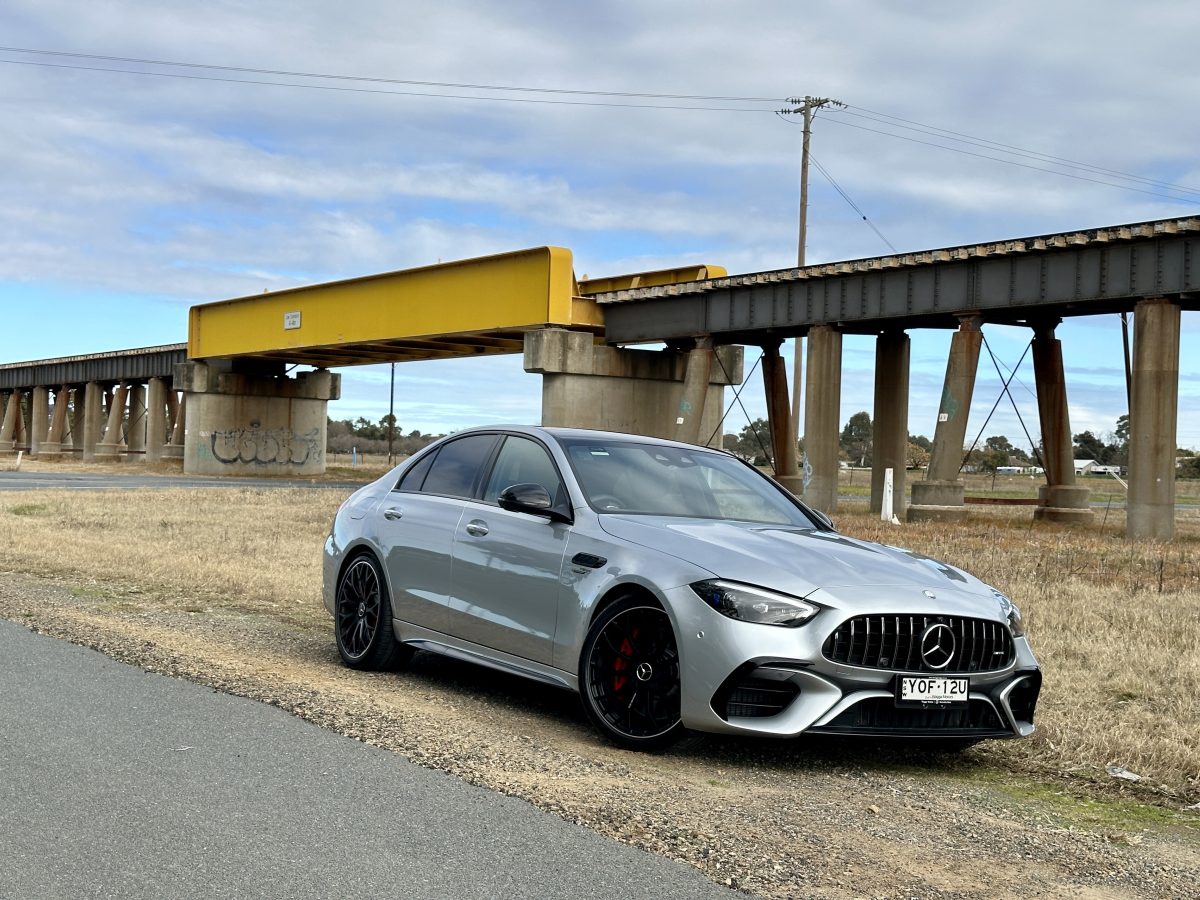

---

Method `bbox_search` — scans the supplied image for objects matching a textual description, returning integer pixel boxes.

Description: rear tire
[334,553,412,670]
[579,596,686,751]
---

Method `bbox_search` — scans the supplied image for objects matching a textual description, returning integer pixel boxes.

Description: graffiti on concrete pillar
[209,427,323,466]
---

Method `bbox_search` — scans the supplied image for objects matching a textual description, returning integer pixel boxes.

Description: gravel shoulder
[2,571,1196,899]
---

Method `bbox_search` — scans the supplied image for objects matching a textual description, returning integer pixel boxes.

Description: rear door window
[418,434,500,499]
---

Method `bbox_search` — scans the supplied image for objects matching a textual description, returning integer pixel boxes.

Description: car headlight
[992,589,1026,637]
[690,579,820,628]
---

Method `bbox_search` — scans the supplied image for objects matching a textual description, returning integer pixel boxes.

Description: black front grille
[724,677,800,718]
[823,614,1014,673]
[815,697,1009,736]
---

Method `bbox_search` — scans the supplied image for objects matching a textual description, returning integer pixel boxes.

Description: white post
[881,467,898,524]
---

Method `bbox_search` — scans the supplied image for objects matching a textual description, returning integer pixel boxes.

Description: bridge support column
[803,325,842,514]
[1128,297,1181,541]
[145,378,168,463]
[870,330,910,518]
[40,386,70,458]
[762,342,802,494]
[95,383,129,460]
[1,389,25,455]
[30,387,49,456]
[164,392,185,459]
[177,362,340,476]
[82,382,103,462]
[909,316,983,523]
[1031,321,1092,524]
[674,337,714,445]
[126,383,147,457]
[525,329,741,446]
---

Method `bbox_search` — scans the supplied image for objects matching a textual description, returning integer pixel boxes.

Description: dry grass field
[0,486,1198,807]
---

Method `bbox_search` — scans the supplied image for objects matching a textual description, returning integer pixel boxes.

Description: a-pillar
[0,390,19,454]
[178,362,341,475]
[126,383,147,457]
[803,324,842,513]
[909,316,983,523]
[30,386,50,456]
[870,330,910,518]
[95,383,129,460]
[41,386,70,458]
[674,337,714,445]
[1128,297,1182,540]
[82,382,104,462]
[1031,320,1092,524]
[145,377,169,463]
[761,341,802,494]
[525,328,742,446]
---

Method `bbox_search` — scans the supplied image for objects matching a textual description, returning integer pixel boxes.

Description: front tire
[579,597,685,751]
[334,553,412,670]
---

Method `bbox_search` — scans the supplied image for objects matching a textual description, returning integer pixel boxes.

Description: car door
[377,433,500,635]
[447,435,571,665]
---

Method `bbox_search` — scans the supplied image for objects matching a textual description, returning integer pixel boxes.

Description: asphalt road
[0,471,362,491]
[0,620,733,900]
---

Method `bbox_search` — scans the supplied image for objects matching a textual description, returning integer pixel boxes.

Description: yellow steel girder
[187,247,723,367]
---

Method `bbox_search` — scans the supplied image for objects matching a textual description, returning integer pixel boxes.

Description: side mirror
[809,507,836,531]
[498,484,572,523]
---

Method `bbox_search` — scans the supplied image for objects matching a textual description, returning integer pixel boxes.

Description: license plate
[898,676,969,706]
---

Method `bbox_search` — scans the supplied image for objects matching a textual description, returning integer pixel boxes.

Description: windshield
[558,437,816,527]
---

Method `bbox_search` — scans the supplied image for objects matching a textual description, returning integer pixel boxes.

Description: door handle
[465,520,489,537]
[383,507,403,521]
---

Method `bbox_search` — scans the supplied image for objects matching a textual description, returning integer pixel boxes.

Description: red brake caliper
[612,628,639,693]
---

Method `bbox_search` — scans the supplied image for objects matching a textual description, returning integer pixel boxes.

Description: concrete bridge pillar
[165,392,186,459]
[1128,297,1182,540]
[177,362,340,476]
[145,377,168,463]
[674,338,715,445]
[127,383,147,456]
[762,341,802,494]
[40,386,70,458]
[82,382,103,462]
[0,389,24,455]
[1031,321,1092,524]
[95,383,129,460]
[870,330,910,518]
[803,324,842,514]
[524,328,741,446]
[909,315,983,523]
[30,387,49,456]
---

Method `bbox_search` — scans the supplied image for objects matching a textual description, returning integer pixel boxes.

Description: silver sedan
[323,426,1041,751]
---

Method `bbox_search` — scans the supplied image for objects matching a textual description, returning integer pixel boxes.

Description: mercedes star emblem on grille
[920,623,956,670]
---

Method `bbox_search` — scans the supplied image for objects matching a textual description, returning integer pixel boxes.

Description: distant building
[1074,459,1097,476]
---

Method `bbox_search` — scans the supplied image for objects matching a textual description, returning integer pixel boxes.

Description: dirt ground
[2,571,1196,900]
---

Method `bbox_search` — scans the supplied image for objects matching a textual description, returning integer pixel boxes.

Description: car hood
[596,515,995,602]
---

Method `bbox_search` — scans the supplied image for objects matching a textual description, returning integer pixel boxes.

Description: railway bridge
[1,217,1196,540]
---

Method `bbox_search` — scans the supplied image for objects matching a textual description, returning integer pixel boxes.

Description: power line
[0,46,783,104]
[809,154,897,253]
[838,105,1200,198]
[818,115,1200,206]
[0,58,772,113]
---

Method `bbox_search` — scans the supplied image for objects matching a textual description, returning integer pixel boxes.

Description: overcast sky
[2,1,1197,449]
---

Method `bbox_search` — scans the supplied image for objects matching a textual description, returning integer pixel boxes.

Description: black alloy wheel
[580,597,685,751]
[334,553,411,670]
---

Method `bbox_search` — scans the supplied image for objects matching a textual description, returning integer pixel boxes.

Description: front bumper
[666,584,1041,740]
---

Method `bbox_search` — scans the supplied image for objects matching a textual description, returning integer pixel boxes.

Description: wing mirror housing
[498,483,572,523]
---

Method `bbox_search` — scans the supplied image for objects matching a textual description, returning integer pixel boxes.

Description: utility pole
[780,96,843,477]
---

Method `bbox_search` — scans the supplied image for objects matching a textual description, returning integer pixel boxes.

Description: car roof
[446,424,722,453]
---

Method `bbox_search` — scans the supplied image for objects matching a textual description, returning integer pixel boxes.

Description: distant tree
[725,419,773,465]
[906,441,930,469]
[909,433,932,452]
[1179,457,1200,479]
[840,411,873,466]
[1072,430,1109,464]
